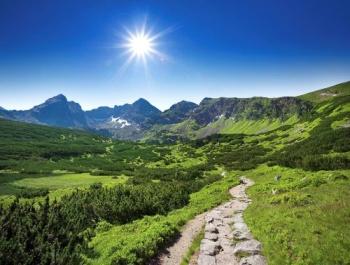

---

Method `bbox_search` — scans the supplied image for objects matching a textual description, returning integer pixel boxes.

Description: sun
[120,21,170,68]
[127,33,153,57]
[123,27,158,62]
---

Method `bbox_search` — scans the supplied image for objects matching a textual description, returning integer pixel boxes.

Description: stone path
[149,177,266,265]
[197,177,267,265]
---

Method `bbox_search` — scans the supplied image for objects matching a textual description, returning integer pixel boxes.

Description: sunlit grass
[241,165,350,265]
[11,173,127,190]
[0,173,128,205]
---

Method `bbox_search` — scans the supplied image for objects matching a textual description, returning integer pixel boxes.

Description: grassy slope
[243,165,350,265]
[196,115,298,137]
[144,115,300,141]
[298,81,350,103]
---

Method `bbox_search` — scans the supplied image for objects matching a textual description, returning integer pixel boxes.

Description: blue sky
[0,0,349,110]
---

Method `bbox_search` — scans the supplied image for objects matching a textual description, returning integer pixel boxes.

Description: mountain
[116,98,163,127]
[1,81,349,140]
[162,101,198,123]
[85,98,163,140]
[0,107,12,119]
[9,94,88,129]
[86,98,161,125]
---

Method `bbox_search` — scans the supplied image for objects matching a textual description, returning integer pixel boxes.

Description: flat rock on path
[197,177,267,265]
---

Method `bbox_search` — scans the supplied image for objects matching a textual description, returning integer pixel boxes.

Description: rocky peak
[45,94,67,104]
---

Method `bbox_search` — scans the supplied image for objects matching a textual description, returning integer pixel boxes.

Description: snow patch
[110,116,131,128]
[215,114,225,120]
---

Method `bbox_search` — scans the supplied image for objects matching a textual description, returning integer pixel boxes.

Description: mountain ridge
[0,81,348,140]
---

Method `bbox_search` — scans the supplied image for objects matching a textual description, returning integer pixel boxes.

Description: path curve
[149,177,266,265]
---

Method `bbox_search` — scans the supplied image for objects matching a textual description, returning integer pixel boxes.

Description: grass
[194,116,298,138]
[221,116,298,135]
[11,173,127,190]
[241,164,350,265]
[180,226,204,265]
[331,117,350,129]
[329,102,350,117]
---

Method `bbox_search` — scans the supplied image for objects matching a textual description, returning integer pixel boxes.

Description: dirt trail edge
[149,177,267,265]
[148,213,206,265]
[197,177,267,265]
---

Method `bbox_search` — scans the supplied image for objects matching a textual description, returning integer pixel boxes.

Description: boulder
[205,223,219,234]
[233,230,252,241]
[205,232,219,241]
[233,239,262,255]
[200,239,222,256]
[239,254,267,265]
[198,254,216,265]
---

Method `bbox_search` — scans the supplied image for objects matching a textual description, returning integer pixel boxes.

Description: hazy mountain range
[0,81,349,141]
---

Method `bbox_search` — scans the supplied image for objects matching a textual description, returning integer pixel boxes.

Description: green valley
[0,82,349,265]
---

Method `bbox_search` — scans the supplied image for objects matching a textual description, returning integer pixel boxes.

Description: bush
[17,188,49,198]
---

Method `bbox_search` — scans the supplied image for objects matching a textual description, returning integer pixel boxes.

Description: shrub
[17,188,49,198]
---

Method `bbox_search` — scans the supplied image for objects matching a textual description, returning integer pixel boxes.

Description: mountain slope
[190,96,312,125]
[143,96,313,142]
[298,81,350,103]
